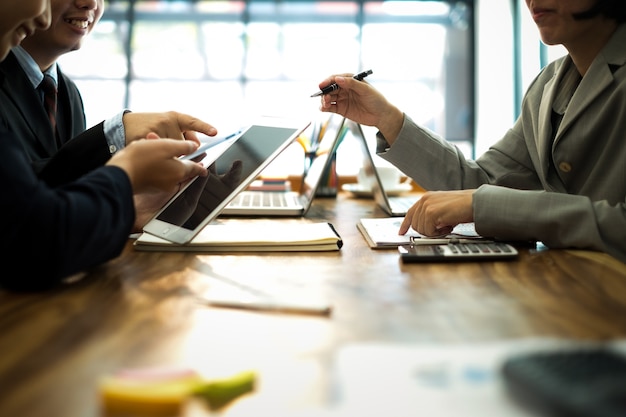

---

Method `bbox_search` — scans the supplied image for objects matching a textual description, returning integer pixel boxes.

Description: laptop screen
[299,115,346,202]
[143,120,309,243]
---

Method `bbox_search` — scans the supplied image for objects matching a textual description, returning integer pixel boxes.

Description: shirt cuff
[104,110,130,154]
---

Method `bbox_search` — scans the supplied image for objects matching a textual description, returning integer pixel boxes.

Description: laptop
[221,114,346,216]
[348,120,420,216]
[142,117,311,244]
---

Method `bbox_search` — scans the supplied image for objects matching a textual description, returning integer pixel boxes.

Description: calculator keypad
[446,242,515,256]
[399,242,519,262]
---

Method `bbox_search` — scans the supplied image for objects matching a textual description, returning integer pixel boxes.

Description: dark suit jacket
[0,51,87,173]
[0,52,135,290]
[0,126,134,291]
[0,51,114,186]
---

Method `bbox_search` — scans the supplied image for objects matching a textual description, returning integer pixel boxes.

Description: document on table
[357,217,481,249]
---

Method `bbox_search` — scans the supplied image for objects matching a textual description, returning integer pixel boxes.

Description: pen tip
[310,92,321,97]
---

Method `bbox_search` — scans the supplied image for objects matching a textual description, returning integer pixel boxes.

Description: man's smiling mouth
[65,19,90,29]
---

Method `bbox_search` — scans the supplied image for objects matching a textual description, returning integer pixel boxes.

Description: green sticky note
[193,370,256,410]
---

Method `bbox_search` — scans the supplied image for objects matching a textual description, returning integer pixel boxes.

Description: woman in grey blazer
[317,0,626,263]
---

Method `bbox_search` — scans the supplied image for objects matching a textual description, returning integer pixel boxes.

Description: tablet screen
[142,121,308,243]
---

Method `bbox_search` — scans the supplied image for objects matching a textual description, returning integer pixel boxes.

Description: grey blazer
[379,24,626,263]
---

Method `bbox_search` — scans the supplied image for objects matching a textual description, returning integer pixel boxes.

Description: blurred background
[59,0,566,177]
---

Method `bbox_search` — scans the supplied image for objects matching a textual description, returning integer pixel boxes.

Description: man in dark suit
[0,0,101,173]
[0,0,211,230]
[0,49,85,172]
[0,0,218,290]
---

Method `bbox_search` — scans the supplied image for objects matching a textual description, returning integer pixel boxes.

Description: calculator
[398,241,518,262]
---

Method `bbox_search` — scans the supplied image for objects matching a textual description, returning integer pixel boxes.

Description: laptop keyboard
[389,196,416,213]
[228,192,291,208]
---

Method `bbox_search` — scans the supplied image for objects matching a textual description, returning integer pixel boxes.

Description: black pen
[310,69,373,97]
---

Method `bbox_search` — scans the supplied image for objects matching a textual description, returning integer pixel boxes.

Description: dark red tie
[40,74,58,137]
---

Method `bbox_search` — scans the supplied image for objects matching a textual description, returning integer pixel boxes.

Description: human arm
[473,186,626,264]
[0,132,206,291]
[102,110,218,155]
[387,115,626,261]
[1,130,134,290]
[38,112,218,186]
[387,115,626,262]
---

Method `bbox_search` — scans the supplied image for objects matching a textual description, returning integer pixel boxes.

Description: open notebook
[221,114,346,216]
[349,121,419,216]
[135,221,343,252]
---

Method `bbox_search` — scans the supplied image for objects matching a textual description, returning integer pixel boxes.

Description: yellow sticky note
[99,367,256,416]
[100,367,200,416]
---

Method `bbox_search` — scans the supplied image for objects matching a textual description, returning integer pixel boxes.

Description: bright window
[59,0,475,175]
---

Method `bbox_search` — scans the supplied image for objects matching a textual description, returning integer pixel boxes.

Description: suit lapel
[555,25,626,144]
[536,60,562,179]
[554,61,613,144]
[57,67,88,146]
[56,72,70,146]
[0,53,59,155]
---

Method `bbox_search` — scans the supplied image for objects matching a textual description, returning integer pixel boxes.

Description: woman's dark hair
[573,0,626,23]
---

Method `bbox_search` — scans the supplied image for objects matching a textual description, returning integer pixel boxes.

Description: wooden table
[1,193,625,417]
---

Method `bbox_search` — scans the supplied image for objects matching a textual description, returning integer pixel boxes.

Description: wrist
[377,106,404,143]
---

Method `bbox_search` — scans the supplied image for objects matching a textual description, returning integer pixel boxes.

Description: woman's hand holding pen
[317,73,404,144]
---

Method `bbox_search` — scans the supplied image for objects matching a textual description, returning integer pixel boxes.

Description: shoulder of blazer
[57,66,83,101]
[0,52,18,91]
[0,51,25,83]
[603,24,626,68]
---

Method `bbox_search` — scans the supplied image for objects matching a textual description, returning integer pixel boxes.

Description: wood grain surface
[1,193,625,416]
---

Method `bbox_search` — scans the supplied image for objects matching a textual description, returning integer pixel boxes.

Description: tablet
[142,117,310,244]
